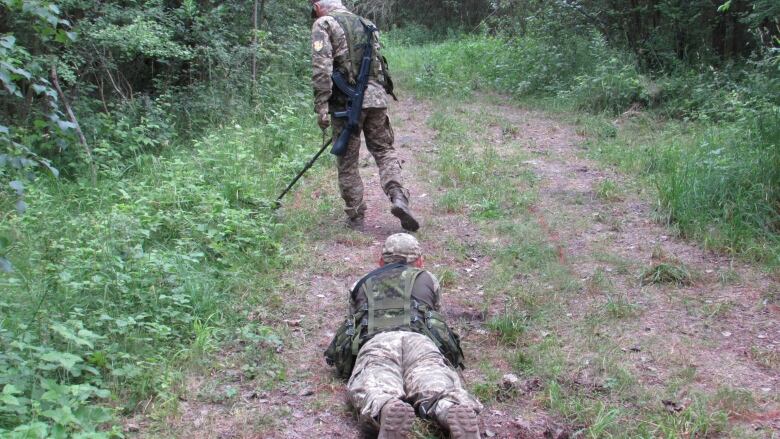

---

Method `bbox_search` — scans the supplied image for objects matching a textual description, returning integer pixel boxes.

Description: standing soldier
[310,0,420,232]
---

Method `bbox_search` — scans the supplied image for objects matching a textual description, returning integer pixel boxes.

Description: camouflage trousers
[347,331,483,428]
[331,107,407,219]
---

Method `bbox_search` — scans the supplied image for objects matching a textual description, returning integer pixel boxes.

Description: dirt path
[149,94,779,438]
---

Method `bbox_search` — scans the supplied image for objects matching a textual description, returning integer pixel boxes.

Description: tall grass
[386,33,780,265]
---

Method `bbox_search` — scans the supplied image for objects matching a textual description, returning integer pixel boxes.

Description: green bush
[657,109,780,262]
[0,92,320,434]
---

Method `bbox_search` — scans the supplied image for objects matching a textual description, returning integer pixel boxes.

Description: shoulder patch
[313,40,324,52]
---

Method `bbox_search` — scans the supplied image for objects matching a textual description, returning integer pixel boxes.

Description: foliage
[1,0,318,434]
[0,92,321,433]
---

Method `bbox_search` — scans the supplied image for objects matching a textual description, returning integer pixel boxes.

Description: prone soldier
[326,234,482,438]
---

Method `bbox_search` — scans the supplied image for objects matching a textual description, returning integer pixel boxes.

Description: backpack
[328,11,397,100]
[325,264,464,379]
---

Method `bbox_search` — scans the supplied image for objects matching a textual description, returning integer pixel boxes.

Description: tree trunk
[51,65,96,185]
[252,0,258,84]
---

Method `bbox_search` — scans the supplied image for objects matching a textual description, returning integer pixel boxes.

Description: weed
[596,179,622,202]
[603,292,639,319]
[436,268,458,288]
[486,310,529,345]
[647,394,729,438]
[640,262,694,286]
[701,299,734,320]
[748,346,780,371]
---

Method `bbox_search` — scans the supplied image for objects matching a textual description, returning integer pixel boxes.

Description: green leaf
[42,406,79,427]
[9,180,23,195]
[8,65,31,80]
[9,422,49,438]
[1,384,22,406]
[0,35,15,49]
[718,1,732,12]
[50,323,96,348]
[57,120,76,131]
[15,200,27,214]
[0,258,12,273]
[39,351,83,371]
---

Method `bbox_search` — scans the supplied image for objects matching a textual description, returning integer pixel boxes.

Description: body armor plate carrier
[325,263,464,379]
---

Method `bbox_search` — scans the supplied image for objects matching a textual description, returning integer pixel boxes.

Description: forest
[1,0,778,437]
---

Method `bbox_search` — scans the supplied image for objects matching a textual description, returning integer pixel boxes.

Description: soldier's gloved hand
[317,112,330,130]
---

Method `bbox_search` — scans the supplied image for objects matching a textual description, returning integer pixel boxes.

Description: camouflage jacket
[311,6,388,115]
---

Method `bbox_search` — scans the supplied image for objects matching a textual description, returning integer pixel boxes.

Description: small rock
[721,331,732,338]
[662,399,684,414]
[501,373,520,390]
[316,294,326,298]
[757,334,767,339]
[125,423,140,433]
[299,387,315,397]
[485,429,496,437]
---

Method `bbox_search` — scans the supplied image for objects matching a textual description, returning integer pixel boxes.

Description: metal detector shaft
[274,137,333,208]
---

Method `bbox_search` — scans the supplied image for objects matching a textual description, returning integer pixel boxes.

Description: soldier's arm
[347,280,359,314]
[428,271,442,311]
[311,18,334,115]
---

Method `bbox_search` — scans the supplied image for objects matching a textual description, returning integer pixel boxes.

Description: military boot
[345,215,365,230]
[378,399,415,439]
[388,187,420,232]
[344,203,367,231]
[441,405,480,439]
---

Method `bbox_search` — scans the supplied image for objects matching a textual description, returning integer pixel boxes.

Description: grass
[386,34,780,268]
[386,54,771,436]
[486,310,529,346]
[582,112,780,267]
[0,93,331,435]
[640,262,694,286]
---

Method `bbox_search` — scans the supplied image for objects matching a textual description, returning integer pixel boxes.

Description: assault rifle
[330,21,377,156]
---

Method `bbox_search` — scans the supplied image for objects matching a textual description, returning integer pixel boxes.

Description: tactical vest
[325,263,465,379]
[327,11,395,105]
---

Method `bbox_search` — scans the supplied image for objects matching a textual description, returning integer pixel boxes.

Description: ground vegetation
[1,0,778,437]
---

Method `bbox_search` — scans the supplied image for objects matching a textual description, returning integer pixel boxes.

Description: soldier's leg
[332,116,366,221]
[361,108,403,195]
[400,333,483,426]
[362,109,419,231]
[347,332,407,429]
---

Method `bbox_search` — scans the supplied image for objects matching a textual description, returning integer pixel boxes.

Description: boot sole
[446,406,480,439]
[378,401,415,439]
[391,206,420,232]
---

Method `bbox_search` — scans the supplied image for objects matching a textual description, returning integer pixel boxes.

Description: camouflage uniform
[348,331,483,428]
[311,6,409,221]
[338,234,482,430]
